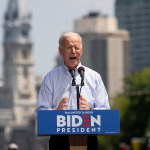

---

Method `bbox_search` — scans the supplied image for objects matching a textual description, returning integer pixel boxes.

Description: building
[74,12,130,97]
[1,0,37,125]
[116,0,150,72]
[0,0,48,149]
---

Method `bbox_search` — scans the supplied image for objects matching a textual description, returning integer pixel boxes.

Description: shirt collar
[62,62,82,75]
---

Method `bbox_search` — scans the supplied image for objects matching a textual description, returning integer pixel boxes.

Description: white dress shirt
[35,63,110,117]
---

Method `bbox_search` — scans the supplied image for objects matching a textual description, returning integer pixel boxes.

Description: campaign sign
[37,110,120,135]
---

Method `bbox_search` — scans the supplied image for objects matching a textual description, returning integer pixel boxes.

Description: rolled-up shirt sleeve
[35,77,53,118]
[94,74,110,110]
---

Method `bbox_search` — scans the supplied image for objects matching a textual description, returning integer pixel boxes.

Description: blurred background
[0,0,115,78]
[0,0,150,150]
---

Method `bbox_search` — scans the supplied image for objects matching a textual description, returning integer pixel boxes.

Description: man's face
[59,35,83,69]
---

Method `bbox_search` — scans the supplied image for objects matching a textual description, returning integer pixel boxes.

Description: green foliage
[122,68,150,143]
[98,68,150,149]
[98,135,120,150]
[98,95,129,149]
[125,68,150,91]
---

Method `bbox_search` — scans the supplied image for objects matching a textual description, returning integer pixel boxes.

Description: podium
[37,110,120,150]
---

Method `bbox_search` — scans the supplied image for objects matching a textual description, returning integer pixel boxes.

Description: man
[35,32,110,150]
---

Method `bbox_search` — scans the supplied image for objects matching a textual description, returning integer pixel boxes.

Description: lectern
[37,110,120,150]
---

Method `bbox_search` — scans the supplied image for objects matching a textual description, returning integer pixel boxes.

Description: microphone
[69,69,76,86]
[69,69,75,79]
[78,66,85,86]
[78,66,85,79]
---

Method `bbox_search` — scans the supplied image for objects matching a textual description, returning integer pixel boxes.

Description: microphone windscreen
[78,66,85,79]
[78,66,85,72]
[69,69,75,79]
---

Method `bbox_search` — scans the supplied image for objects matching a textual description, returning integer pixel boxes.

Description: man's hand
[56,97,69,110]
[79,96,90,110]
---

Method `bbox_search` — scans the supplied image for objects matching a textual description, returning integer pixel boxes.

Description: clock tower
[3,0,36,125]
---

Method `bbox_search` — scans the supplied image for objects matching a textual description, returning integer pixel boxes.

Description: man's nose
[71,47,76,53]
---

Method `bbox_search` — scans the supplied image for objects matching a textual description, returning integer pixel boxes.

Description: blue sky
[0,0,115,78]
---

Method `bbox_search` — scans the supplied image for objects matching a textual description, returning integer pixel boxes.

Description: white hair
[59,32,82,49]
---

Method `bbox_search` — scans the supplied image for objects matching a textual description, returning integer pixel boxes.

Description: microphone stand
[76,85,80,110]
[70,73,87,150]
[75,79,84,110]
[71,78,84,110]
[71,78,80,110]
[70,71,84,110]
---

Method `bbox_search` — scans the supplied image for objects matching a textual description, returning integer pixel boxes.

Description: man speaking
[35,32,110,150]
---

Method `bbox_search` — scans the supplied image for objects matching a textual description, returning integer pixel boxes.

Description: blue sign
[37,110,120,135]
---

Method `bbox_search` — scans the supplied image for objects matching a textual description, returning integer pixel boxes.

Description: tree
[98,68,150,149]
[122,68,150,142]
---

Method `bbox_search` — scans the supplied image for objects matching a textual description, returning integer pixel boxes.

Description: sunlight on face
[59,34,83,69]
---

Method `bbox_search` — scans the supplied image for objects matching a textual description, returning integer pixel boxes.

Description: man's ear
[59,48,62,55]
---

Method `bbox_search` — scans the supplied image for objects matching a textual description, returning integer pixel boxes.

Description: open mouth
[70,57,77,60]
